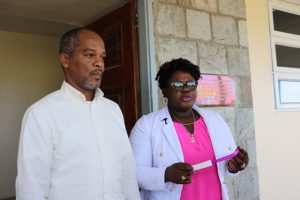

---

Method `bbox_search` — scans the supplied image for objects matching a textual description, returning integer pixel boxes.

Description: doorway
[87,2,141,133]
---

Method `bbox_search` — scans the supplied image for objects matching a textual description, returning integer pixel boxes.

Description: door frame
[137,0,158,114]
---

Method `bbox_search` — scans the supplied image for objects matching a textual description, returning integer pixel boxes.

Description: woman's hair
[155,58,201,90]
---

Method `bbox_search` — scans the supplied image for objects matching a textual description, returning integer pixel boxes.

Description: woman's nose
[180,86,193,93]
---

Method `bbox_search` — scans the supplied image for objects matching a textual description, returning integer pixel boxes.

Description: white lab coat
[16,81,140,200]
[130,106,237,200]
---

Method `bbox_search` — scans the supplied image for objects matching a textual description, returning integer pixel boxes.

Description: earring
[164,98,168,103]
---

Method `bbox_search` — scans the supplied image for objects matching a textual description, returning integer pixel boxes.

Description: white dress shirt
[16,81,140,200]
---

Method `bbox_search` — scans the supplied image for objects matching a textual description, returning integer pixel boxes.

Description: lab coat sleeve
[130,116,169,191]
[16,107,53,200]
[213,111,239,177]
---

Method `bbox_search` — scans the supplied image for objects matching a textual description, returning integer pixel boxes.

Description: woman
[130,58,249,200]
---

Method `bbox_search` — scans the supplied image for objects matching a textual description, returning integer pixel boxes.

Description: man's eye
[85,53,95,58]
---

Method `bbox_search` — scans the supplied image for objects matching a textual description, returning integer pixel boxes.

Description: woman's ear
[162,88,168,98]
[59,52,70,69]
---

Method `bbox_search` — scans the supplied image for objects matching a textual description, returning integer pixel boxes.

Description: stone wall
[152,0,259,199]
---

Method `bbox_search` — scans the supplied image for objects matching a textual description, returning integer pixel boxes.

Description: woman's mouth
[181,96,193,102]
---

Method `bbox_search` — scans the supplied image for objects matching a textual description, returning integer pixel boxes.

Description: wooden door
[86,2,140,134]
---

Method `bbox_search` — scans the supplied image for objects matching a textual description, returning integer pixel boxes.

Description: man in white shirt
[16,28,140,200]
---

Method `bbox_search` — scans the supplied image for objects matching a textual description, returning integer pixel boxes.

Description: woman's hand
[165,162,194,184]
[227,147,249,173]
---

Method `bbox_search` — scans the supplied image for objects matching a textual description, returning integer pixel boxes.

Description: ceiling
[0,0,129,36]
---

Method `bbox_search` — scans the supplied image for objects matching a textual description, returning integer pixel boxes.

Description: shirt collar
[61,81,104,103]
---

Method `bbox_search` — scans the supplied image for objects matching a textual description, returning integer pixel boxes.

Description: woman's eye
[174,83,183,88]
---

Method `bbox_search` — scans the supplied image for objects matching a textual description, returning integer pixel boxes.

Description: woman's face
[163,70,197,112]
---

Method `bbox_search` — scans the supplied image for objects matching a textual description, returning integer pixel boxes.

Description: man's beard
[83,71,103,90]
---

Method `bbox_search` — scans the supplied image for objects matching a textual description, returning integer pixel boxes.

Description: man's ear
[59,53,70,69]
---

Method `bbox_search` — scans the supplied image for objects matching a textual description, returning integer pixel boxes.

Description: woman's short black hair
[155,58,201,90]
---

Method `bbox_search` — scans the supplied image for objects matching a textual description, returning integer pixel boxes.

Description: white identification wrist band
[192,147,240,171]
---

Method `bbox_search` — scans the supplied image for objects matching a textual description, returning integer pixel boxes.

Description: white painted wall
[245,0,300,199]
[0,31,62,198]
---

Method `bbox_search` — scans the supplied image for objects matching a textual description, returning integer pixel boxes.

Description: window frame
[269,0,300,110]
[270,37,300,73]
[274,73,300,110]
[269,1,300,41]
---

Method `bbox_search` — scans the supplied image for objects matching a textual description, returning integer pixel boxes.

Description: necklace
[170,110,196,143]
[170,110,195,125]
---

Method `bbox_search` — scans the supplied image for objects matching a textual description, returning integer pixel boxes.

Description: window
[274,73,300,109]
[269,0,300,110]
[273,9,300,35]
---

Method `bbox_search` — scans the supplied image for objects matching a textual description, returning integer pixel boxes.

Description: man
[16,28,140,200]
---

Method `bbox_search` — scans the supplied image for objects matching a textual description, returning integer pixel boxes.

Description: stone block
[282,0,300,6]
[178,0,190,7]
[235,108,255,139]
[186,9,211,40]
[238,20,248,47]
[224,176,235,200]
[156,3,186,37]
[156,0,176,3]
[204,107,236,138]
[198,42,228,74]
[234,76,253,108]
[227,47,250,76]
[233,166,260,200]
[157,38,197,65]
[219,0,246,18]
[240,76,253,107]
[244,138,258,169]
[191,0,217,12]
[212,15,238,45]
[158,92,166,109]
[233,77,242,107]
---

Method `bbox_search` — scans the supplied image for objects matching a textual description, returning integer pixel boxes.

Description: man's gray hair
[59,28,96,55]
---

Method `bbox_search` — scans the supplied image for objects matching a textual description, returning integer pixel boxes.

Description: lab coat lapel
[194,105,236,159]
[159,106,183,161]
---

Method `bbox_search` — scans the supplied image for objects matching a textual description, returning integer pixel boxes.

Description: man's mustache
[90,69,103,76]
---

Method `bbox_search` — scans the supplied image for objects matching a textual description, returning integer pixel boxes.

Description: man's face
[61,30,106,94]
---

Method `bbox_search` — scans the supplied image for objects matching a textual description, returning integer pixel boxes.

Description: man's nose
[95,58,104,71]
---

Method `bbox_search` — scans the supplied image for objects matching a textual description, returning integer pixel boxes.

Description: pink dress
[173,117,222,200]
